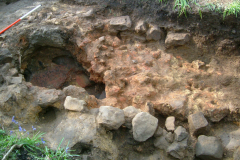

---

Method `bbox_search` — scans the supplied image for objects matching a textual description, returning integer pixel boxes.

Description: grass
[158,0,240,19]
[0,116,79,160]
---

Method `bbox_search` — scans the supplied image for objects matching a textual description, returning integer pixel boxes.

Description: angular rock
[196,135,223,160]
[37,89,64,108]
[45,113,97,150]
[165,32,190,48]
[188,112,208,136]
[224,129,240,151]
[123,106,140,129]
[146,25,162,41]
[154,126,164,137]
[135,20,147,33]
[167,137,188,159]
[97,106,125,130]
[132,112,158,142]
[63,85,89,101]
[0,48,13,65]
[10,76,22,84]
[174,126,188,142]
[165,116,175,132]
[109,16,132,31]
[64,96,88,112]
[165,132,174,143]
[154,131,170,151]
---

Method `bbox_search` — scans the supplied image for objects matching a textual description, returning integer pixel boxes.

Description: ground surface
[0,0,240,159]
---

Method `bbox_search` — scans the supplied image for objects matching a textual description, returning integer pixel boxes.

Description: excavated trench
[22,46,106,99]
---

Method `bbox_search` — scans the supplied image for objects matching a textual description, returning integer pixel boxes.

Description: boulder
[174,126,188,142]
[165,32,190,48]
[165,116,175,132]
[97,106,125,130]
[132,112,158,142]
[109,16,132,31]
[196,135,223,160]
[123,106,140,129]
[64,96,88,112]
[188,112,208,136]
[146,25,163,41]
[63,85,89,101]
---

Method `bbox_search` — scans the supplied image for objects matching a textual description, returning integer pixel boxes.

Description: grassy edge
[158,0,240,19]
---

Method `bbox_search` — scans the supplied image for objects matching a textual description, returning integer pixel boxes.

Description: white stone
[165,116,175,132]
[64,96,87,112]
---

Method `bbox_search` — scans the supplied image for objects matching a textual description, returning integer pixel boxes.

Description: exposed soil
[0,0,240,159]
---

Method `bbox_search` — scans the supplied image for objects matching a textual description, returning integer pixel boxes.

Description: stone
[165,116,175,132]
[132,112,158,142]
[188,112,208,136]
[234,146,240,160]
[154,126,164,137]
[63,85,89,101]
[165,32,190,48]
[90,108,99,116]
[97,106,125,130]
[154,133,171,151]
[135,20,147,33]
[45,113,97,150]
[64,96,88,112]
[165,132,174,143]
[81,8,94,18]
[37,89,64,107]
[29,27,65,48]
[224,129,240,151]
[109,16,132,31]
[0,48,13,65]
[146,25,162,41]
[8,68,18,77]
[174,126,188,142]
[167,137,188,159]
[76,74,91,88]
[10,76,22,84]
[196,135,223,160]
[123,106,140,129]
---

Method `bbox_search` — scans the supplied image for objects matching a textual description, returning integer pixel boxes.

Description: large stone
[123,106,140,129]
[45,113,97,150]
[188,112,208,136]
[64,96,88,112]
[165,32,190,48]
[174,126,188,142]
[97,106,125,130]
[196,135,223,160]
[37,88,64,108]
[0,48,13,65]
[63,85,89,101]
[146,25,163,41]
[109,16,132,31]
[224,129,240,151]
[132,112,158,142]
[29,27,65,48]
[165,116,175,132]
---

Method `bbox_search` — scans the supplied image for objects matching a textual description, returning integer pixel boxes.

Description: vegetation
[158,0,240,19]
[0,116,79,160]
